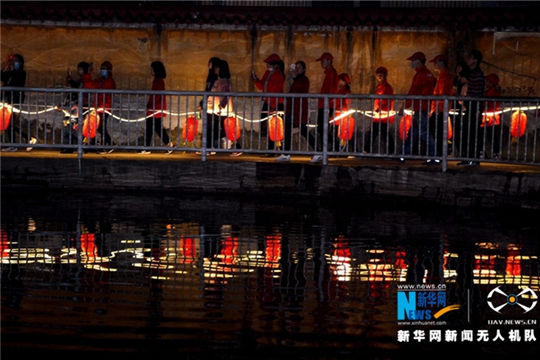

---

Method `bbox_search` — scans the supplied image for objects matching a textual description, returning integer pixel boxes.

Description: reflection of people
[1,53,30,152]
[365,66,395,154]
[252,53,285,151]
[400,51,436,162]
[276,61,310,162]
[141,61,172,154]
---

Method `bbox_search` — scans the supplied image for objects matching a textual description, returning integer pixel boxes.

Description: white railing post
[442,98,449,172]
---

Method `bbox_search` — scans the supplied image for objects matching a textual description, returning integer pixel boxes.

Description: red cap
[429,54,448,63]
[316,52,334,62]
[338,73,351,84]
[375,66,388,76]
[407,51,426,62]
[485,73,500,85]
[101,61,113,71]
[264,53,282,64]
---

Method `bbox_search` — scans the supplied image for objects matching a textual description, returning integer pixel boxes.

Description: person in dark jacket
[1,53,30,151]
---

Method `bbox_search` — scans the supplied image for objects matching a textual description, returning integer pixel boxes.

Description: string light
[1,102,538,125]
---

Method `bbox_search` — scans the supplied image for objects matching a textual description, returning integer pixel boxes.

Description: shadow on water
[1,190,539,359]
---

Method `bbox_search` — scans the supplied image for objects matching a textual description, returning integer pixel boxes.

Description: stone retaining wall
[2,157,539,209]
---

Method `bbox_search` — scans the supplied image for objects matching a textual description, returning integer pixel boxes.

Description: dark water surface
[1,191,538,359]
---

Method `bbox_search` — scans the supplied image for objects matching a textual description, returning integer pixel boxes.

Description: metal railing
[1,87,539,171]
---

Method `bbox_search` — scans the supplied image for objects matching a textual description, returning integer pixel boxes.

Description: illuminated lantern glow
[224,116,241,142]
[179,236,196,264]
[0,229,9,258]
[510,111,527,138]
[447,116,453,139]
[268,115,284,148]
[182,116,198,142]
[338,115,355,141]
[372,111,395,124]
[481,100,501,127]
[81,233,97,261]
[505,246,521,277]
[221,236,238,265]
[265,234,281,268]
[82,110,100,139]
[399,114,412,141]
[0,105,12,131]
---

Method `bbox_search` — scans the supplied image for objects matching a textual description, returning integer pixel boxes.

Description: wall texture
[2,24,539,96]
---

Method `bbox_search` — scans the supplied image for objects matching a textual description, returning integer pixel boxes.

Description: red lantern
[224,116,241,142]
[447,116,453,140]
[81,233,96,260]
[82,110,100,139]
[0,105,12,131]
[481,101,502,127]
[268,115,284,143]
[338,115,355,141]
[182,116,198,142]
[510,111,527,138]
[399,114,412,141]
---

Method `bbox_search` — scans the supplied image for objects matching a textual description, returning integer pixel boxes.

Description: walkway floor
[2,149,539,174]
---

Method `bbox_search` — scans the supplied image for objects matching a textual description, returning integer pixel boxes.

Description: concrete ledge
[2,155,540,209]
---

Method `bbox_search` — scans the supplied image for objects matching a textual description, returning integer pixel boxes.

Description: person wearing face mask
[399,51,436,163]
[89,61,116,153]
[1,53,30,152]
[252,53,285,153]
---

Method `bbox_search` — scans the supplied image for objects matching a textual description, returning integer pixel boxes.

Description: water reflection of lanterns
[505,244,521,277]
[328,235,352,282]
[1,229,9,258]
[265,233,281,268]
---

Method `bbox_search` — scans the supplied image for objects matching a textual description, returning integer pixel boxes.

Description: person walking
[140,61,173,154]
[427,54,454,165]
[312,52,338,162]
[207,59,241,156]
[400,51,436,163]
[1,53,30,152]
[365,66,395,155]
[275,60,310,162]
[252,53,285,152]
[89,61,116,153]
[457,49,485,166]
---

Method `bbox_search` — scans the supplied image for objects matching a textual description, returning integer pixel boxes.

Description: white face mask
[410,61,417,69]
[13,62,20,70]
[101,69,108,78]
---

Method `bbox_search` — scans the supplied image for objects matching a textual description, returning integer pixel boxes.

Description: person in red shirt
[312,52,338,162]
[428,54,454,163]
[365,66,395,154]
[140,61,172,154]
[252,53,285,151]
[332,73,352,152]
[400,51,436,162]
[276,60,310,162]
[89,61,116,152]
